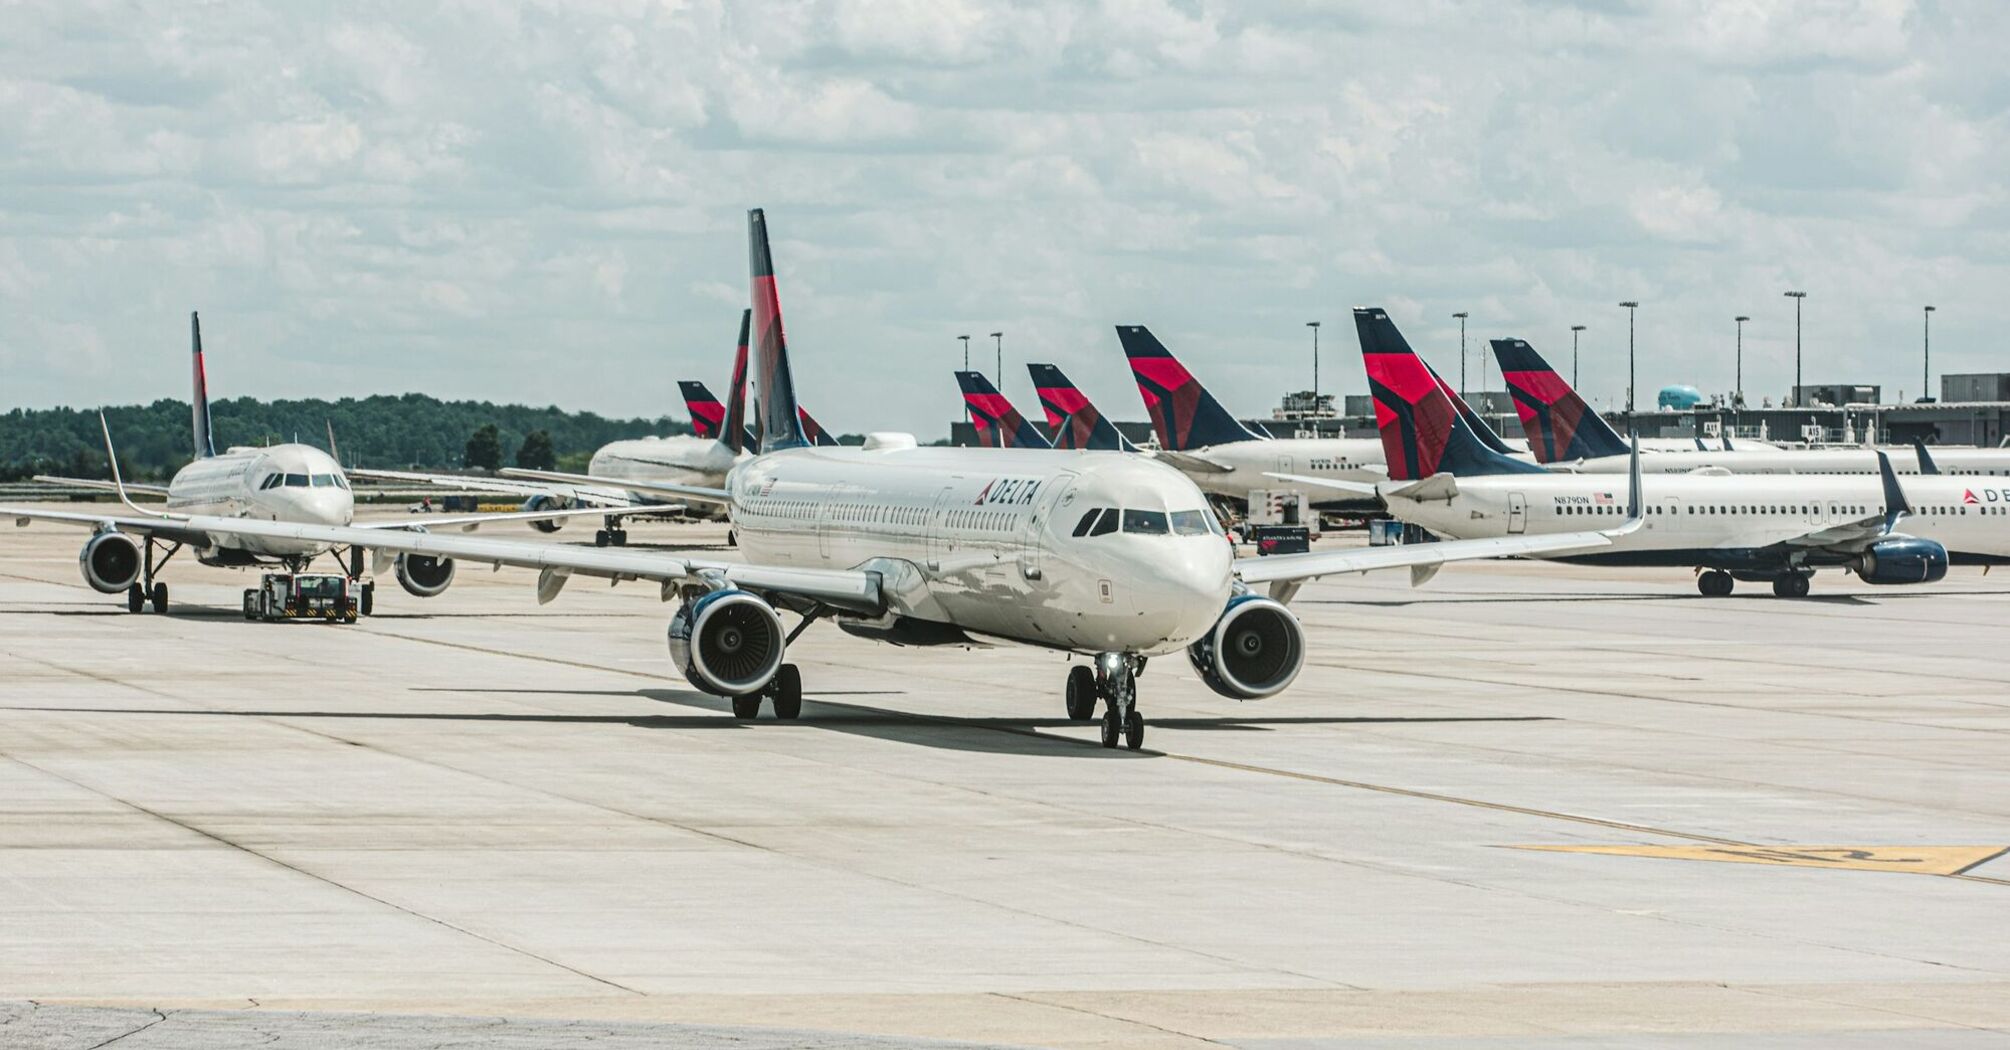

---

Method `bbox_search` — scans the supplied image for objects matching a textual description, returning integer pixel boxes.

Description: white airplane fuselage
[1166,437,1390,501]
[727,445,1233,655]
[1555,447,2010,476]
[162,443,354,560]
[1388,472,2010,564]
[589,436,743,502]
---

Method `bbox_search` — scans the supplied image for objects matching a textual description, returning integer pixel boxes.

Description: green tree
[515,429,556,470]
[464,423,503,472]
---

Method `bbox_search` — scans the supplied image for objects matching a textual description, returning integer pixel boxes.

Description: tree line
[0,395,688,482]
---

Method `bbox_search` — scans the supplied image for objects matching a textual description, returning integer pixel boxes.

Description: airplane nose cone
[282,489,353,527]
[1122,538,1234,647]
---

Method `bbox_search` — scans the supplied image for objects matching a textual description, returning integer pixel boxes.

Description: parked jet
[1119,325,1387,506]
[4,214,1635,749]
[1488,338,2010,475]
[20,314,606,612]
[1277,309,2010,597]
[1028,363,1138,452]
[957,371,1052,449]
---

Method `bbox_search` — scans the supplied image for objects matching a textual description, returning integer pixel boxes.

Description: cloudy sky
[5,1,2005,436]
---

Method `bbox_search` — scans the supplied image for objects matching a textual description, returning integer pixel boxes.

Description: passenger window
[1088,509,1118,537]
[1170,510,1213,536]
[1122,509,1169,534]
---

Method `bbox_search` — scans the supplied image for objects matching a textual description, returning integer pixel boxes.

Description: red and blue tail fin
[190,311,216,459]
[748,209,807,452]
[1423,360,1519,456]
[1492,338,1628,463]
[1028,363,1134,451]
[1116,325,1264,450]
[797,406,839,447]
[679,381,727,441]
[957,371,1052,449]
[724,309,756,453]
[1356,308,1545,480]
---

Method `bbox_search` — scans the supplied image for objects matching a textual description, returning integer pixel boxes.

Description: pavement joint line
[987,991,1229,1047]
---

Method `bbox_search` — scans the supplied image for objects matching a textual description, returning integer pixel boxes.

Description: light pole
[958,334,970,371]
[1734,315,1749,406]
[990,331,1003,386]
[1784,291,1807,406]
[1451,311,1469,399]
[1306,321,1321,397]
[1923,305,1936,401]
[1569,324,1586,388]
[1618,301,1639,415]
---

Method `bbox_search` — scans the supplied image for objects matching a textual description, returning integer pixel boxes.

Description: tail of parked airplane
[190,311,216,459]
[1423,360,1520,456]
[1357,308,1546,481]
[1116,325,1265,451]
[680,381,728,442]
[798,406,839,448]
[1028,363,1134,451]
[724,310,756,453]
[748,209,807,453]
[957,371,1052,449]
[1492,338,1629,463]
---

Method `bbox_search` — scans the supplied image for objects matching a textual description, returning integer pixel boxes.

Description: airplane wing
[33,475,172,497]
[1152,450,1236,475]
[1262,472,1379,497]
[1235,525,1634,591]
[1265,471,1454,501]
[354,505,675,531]
[498,467,731,506]
[2,506,217,547]
[0,505,880,612]
[1779,450,1915,555]
[345,468,648,509]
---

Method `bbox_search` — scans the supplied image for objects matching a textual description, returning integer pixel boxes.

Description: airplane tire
[127,585,145,614]
[1124,710,1145,751]
[243,590,257,620]
[771,664,803,720]
[1100,708,1120,749]
[359,583,374,617]
[1065,666,1096,721]
[611,529,628,547]
[731,694,762,720]
[150,582,168,613]
[1771,574,1810,598]
[1698,571,1733,597]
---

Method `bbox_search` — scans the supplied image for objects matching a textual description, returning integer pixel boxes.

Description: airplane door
[1022,474,1075,583]
[1825,499,1842,525]
[926,484,956,570]
[1507,491,1527,534]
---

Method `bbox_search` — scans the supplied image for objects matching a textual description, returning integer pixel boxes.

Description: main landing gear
[1697,569,1813,598]
[1697,570,1734,597]
[730,664,804,721]
[1069,653,1146,751]
[594,517,630,547]
[1770,572,1812,598]
[125,537,181,614]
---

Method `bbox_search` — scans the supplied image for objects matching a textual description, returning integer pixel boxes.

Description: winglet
[326,420,341,465]
[1878,450,1911,533]
[99,413,162,519]
[1913,439,1940,476]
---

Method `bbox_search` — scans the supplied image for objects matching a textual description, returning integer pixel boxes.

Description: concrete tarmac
[2,511,2007,1047]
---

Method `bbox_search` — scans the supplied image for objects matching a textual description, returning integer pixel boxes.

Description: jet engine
[520,494,567,533]
[79,531,143,594]
[1852,537,1949,585]
[667,588,785,696]
[395,553,456,597]
[1187,594,1305,700]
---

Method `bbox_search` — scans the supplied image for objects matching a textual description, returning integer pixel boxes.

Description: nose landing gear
[1086,652,1146,751]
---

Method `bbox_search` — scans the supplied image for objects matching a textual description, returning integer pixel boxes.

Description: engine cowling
[79,531,143,594]
[1186,594,1306,700]
[521,494,567,533]
[395,553,456,597]
[1853,537,1949,585]
[667,589,785,696]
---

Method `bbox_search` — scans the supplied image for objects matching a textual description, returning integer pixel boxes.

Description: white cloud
[1,0,2006,427]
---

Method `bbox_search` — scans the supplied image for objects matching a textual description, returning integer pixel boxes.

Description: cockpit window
[1072,509,1102,537]
[1170,510,1214,536]
[310,474,338,487]
[1121,509,1169,535]
[1088,508,1118,536]
[284,473,309,487]
[259,473,281,490]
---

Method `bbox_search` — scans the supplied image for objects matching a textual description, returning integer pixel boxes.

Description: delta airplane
[4,211,1637,750]
[17,314,611,613]
[1027,364,1138,452]
[957,371,1052,449]
[1276,308,2010,598]
[1489,338,2010,476]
